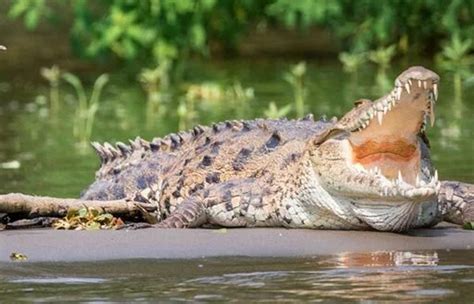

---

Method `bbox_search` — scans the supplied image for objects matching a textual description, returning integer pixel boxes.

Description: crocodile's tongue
[349,83,430,184]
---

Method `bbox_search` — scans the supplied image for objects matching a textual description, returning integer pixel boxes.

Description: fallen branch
[0,193,157,217]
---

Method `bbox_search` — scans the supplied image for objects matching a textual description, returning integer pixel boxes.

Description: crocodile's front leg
[156,178,278,228]
[438,181,474,225]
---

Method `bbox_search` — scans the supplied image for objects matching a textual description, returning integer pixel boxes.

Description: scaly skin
[80,66,473,232]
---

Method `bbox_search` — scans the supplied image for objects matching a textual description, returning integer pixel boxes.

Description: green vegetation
[8,1,474,65]
[264,102,292,119]
[368,45,397,73]
[4,1,474,146]
[339,51,367,74]
[62,73,109,146]
[40,65,61,113]
[436,34,474,98]
[53,206,124,230]
[139,62,171,127]
[464,221,474,230]
[284,62,307,117]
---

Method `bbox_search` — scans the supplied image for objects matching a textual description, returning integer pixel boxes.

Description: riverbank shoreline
[1,223,472,263]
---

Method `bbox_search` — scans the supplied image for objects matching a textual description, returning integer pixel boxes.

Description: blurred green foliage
[8,0,474,65]
[62,72,109,146]
[9,0,269,64]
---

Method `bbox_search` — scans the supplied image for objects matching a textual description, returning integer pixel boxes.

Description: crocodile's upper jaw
[349,67,438,185]
[316,66,440,203]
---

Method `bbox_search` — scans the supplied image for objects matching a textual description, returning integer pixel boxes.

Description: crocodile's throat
[347,68,438,185]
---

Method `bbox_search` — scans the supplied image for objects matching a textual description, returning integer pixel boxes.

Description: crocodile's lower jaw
[351,199,439,231]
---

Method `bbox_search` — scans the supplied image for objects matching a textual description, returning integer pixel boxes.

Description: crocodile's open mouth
[347,67,439,191]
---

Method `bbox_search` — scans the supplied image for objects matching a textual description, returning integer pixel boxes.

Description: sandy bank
[1,224,472,262]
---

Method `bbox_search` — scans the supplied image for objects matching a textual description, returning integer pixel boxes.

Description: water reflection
[0,250,473,302]
[327,251,439,268]
[182,251,471,302]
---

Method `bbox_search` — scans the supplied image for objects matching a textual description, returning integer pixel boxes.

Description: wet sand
[1,223,472,262]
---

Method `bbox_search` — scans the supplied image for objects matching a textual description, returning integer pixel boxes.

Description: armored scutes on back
[81,66,469,232]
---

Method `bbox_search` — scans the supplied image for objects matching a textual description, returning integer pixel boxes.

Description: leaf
[10,252,28,261]
[96,213,113,222]
[77,207,88,218]
[85,221,100,230]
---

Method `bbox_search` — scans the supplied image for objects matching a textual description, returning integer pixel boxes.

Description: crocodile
[74,66,473,232]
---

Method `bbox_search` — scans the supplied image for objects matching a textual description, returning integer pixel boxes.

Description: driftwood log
[0,181,473,227]
[0,193,157,218]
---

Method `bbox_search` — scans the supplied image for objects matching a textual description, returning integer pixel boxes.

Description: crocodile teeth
[433,83,438,100]
[407,79,412,86]
[429,100,435,127]
[375,167,382,175]
[396,87,402,100]
[418,80,422,87]
[415,173,421,187]
[377,111,384,125]
[423,81,427,89]
[405,83,411,94]
[397,170,404,184]
[431,170,438,186]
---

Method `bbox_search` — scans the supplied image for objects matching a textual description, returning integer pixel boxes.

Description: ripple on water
[9,277,108,284]
[0,250,473,302]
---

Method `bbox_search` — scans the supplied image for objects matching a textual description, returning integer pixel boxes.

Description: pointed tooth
[416,174,421,187]
[407,79,412,86]
[423,81,427,89]
[430,101,435,127]
[377,111,384,125]
[383,106,388,114]
[396,87,402,100]
[434,170,438,183]
[418,80,422,87]
[433,83,438,101]
[398,171,404,183]
[405,83,411,94]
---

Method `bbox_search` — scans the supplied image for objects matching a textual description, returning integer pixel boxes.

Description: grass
[62,73,109,147]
